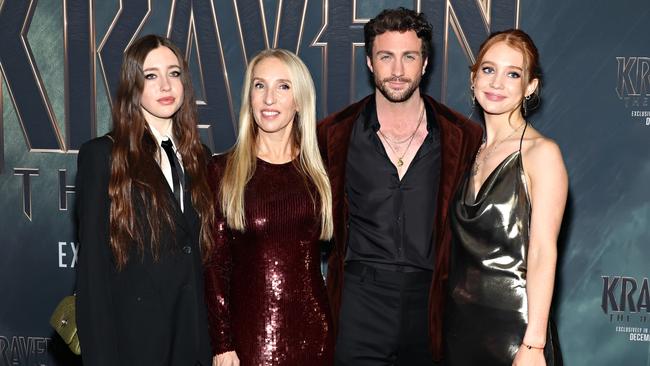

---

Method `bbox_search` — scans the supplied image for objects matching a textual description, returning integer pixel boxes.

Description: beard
[375,74,422,103]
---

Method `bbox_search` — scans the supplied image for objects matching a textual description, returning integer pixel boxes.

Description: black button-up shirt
[345,97,441,270]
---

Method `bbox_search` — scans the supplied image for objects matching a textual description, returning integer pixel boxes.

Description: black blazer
[75,136,212,366]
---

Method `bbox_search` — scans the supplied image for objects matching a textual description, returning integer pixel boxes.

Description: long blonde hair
[219,48,333,240]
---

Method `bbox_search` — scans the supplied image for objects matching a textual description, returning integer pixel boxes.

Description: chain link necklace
[471,122,525,177]
[377,104,425,168]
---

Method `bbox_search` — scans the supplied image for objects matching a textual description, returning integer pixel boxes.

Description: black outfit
[445,124,560,365]
[335,99,441,366]
[75,135,212,366]
[336,263,433,366]
[345,98,441,270]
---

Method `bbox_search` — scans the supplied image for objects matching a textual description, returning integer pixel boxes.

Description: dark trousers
[335,262,437,366]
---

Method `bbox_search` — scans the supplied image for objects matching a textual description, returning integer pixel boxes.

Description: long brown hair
[109,34,214,269]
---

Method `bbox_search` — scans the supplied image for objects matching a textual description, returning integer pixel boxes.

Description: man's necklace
[471,122,525,177]
[377,104,425,168]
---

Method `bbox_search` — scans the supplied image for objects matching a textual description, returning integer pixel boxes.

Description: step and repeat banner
[0,0,648,365]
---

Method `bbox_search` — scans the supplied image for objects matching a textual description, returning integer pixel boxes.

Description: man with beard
[317,7,482,366]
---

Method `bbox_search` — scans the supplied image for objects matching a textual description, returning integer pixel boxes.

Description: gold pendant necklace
[378,104,425,168]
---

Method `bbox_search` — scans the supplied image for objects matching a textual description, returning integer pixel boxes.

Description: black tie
[161,139,183,206]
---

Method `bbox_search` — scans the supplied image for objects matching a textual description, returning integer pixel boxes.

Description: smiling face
[472,41,538,117]
[139,46,184,127]
[367,30,427,103]
[250,56,297,137]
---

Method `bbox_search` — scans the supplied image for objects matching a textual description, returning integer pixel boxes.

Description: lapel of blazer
[427,96,464,239]
[325,97,370,254]
[327,119,353,216]
[426,97,482,360]
[176,176,195,235]
[155,165,191,235]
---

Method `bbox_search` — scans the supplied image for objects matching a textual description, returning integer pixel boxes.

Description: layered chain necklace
[471,122,525,177]
[377,103,425,168]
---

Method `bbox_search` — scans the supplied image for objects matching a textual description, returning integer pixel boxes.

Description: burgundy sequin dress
[205,154,334,366]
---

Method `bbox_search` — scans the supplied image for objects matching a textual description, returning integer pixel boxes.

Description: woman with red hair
[444,29,567,365]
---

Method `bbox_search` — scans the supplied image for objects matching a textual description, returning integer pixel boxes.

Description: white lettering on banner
[58,242,78,268]
[629,333,650,341]
[58,242,66,268]
[0,335,50,365]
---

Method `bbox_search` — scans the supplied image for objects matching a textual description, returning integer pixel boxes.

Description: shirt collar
[147,121,176,148]
[362,96,380,131]
[363,94,439,133]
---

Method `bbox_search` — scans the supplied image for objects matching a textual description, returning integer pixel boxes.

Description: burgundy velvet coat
[317,94,483,360]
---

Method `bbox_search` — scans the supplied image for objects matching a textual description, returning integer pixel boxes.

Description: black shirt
[345,96,441,271]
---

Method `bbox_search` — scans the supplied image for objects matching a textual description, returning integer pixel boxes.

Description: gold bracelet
[522,342,545,350]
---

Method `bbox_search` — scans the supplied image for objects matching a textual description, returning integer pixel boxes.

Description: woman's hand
[213,351,240,366]
[512,345,546,366]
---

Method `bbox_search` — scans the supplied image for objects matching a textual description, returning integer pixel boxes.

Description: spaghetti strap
[518,121,528,152]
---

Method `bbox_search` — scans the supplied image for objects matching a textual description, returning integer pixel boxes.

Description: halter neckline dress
[444,123,560,365]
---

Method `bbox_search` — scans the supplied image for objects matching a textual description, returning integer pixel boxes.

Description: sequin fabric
[444,140,559,365]
[205,155,334,365]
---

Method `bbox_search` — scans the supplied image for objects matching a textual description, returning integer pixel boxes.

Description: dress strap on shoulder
[518,121,528,152]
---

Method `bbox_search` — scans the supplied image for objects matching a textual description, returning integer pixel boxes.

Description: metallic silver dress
[444,125,560,365]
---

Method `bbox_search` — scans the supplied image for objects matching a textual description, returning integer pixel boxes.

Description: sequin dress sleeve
[204,155,235,355]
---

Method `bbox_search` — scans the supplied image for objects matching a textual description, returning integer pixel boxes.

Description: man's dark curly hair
[364,7,433,59]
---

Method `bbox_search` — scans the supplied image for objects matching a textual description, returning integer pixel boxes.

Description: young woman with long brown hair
[75,34,214,366]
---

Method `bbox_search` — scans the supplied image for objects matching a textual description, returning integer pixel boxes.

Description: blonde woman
[204,49,334,366]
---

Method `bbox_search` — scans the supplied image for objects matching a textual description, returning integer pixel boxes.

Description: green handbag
[49,295,81,355]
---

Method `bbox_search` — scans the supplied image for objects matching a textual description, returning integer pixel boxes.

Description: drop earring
[523,94,531,116]
[471,85,476,106]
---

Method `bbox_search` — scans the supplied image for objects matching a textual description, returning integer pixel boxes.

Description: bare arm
[514,138,568,366]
